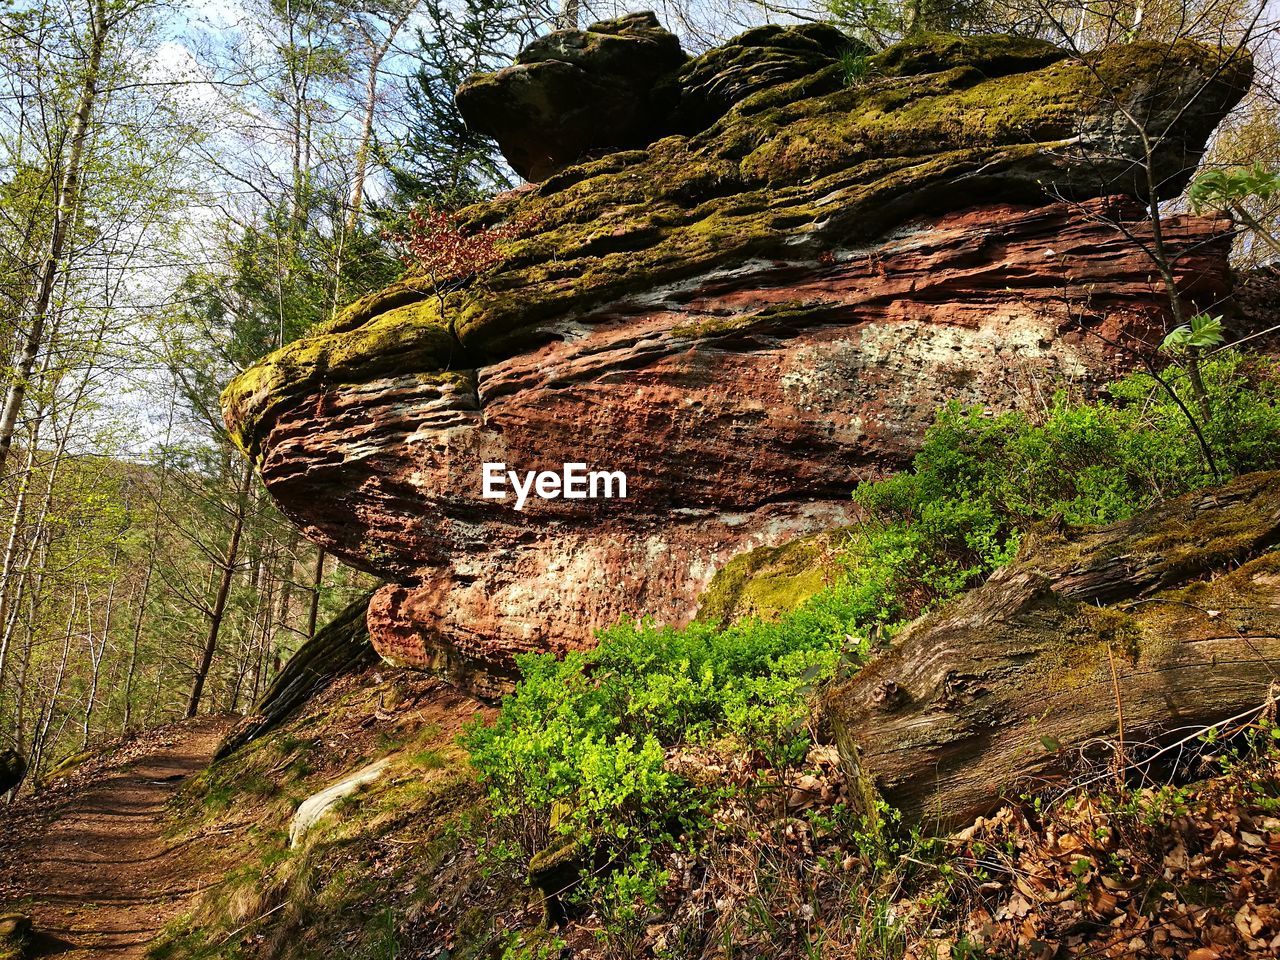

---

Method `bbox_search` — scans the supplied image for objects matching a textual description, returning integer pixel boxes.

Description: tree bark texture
[827,471,1280,833]
[186,464,252,718]
[215,591,375,761]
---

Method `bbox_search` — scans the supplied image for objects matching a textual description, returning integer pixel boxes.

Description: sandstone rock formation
[827,471,1280,832]
[222,20,1250,690]
[456,12,689,181]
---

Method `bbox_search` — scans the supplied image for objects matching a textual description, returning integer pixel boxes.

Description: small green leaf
[1162,324,1190,350]
[1161,314,1223,352]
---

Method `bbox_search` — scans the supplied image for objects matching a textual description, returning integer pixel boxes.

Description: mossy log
[215,593,377,760]
[827,471,1280,833]
[0,749,25,795]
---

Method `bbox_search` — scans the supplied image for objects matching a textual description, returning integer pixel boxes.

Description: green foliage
[1188,164,1280,262]
[838,48,872,85]
[1189,163,1280,211]
[1162,313,1224,352]
[855,353,1280,604]
[382,0,519,215]
[467,616,847,837]
[465,610,854,913]
[499,934,566,960]
[828,0,1007,46]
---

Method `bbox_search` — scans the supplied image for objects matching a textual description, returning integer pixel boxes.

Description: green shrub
[851,353,1280,610]
[465,617,849,879]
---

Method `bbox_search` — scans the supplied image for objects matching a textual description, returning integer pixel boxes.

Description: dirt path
[0,717,234,958]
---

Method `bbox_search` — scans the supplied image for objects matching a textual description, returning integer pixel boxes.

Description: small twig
[1050,693,1279,809]
[1107,644,1126,788]
[1205,321,1280,357]
[217,900,287,945]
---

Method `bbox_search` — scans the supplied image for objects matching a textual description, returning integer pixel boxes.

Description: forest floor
[0,716,235,958]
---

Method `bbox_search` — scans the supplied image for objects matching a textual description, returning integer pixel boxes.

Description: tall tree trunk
[0,308,62,689]
[344,6,414,231]
[12,606,35,753]
[556,0,580,30]
[7,529,50,756]
[228,485,270,713]
[306,547,325,637]
[249,569,278,704]
[122,527,159,731]
[29,594,77,784]
[345,50,382,233]
[81,570,117,750]
[0,411,44,690]
[0,360,70,712]
[186,462,252,719]
[124,393,177,730]
[273,527,301,665]
[0,0,106,477]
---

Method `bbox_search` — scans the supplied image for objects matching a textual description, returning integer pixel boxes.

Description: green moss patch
[696,528,853,626]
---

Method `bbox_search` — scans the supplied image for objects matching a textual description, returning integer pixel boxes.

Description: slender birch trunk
[122,390,177,730]
[0,0,107,477]
[306,547,325,637]
[29,594,77,782]
[186,462,253,718]
[344,5,415,232]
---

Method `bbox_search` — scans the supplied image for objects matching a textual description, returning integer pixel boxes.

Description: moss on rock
[696,528,852,626]
[868,31,1065,78]
[0,914,30,960]
[221,29,1252,459]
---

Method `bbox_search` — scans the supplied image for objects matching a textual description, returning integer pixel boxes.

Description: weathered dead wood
[215,592,377,760]
[827,471,1280,833]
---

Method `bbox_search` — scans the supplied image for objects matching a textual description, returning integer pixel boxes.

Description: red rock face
[250,199,1233,689]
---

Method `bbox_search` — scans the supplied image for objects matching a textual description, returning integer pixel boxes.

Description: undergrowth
[149,675,518,960]
[465,353,1280,953]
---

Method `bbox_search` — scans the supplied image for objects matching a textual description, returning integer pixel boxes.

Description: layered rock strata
[222,20,1249,688]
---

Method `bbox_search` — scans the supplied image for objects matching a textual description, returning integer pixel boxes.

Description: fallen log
[0,748,25,795]
[827,470,1280,833]
[215,592,377,760]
